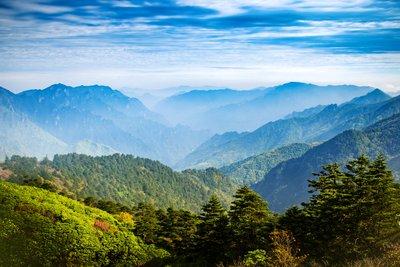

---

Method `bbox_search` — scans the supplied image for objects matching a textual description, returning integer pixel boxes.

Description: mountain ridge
[253,113,400,212]
[1,153,237,211]
[183,83,376,132]
[0,84,211,165]
[178,89,393,169]
[220,143,312,184]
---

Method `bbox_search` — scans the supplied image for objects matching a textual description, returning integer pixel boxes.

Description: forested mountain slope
[1,153,237,211]
[0,181,167,266]
[220,143,312,184]
[179,89,393,169]
[283,105,328,119]
[253,113,400,212]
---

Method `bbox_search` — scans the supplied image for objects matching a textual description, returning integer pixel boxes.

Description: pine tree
[228,186,275,258]
[196,194,230,264]
[288,155,400,263]
[157,208,198,256]
[133,202,160,244]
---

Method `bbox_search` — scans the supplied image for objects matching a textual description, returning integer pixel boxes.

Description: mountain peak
[0,86,14,96]
[347,88,390,106]
[41,84,122,99]
[76,84,113,90]
[277,82,312,88]
[367,88,389,97]
[44,83,69,90]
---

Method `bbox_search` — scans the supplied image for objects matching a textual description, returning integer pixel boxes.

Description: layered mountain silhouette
[177,89,394,169]
[253,112,400,212]
[154,87,265,128]
[156,82,374,133]
[0,84,210,164]
[2,82,395,169]
[0,106,68,159]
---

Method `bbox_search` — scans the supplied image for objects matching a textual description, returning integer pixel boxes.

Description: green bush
[244,249,269,267]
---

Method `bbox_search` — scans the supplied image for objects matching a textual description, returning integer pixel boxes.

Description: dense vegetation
[0,153,237,211]
[0,181,168,266]
[280,155,400,263]
[220,143,312,184]
[254,113,400,211]
[1,155,399,266]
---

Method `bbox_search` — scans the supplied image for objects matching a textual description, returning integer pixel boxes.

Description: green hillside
[0,181,168,266]
[254,113,400,212]
[1,153,237,211]
[220,143,312,184]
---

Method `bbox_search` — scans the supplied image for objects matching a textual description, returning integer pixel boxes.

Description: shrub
[244,249,269,267]
[268,230,306,267]
[94,220,111,232]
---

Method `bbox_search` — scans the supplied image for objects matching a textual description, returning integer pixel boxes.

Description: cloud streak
[0,0,399,92]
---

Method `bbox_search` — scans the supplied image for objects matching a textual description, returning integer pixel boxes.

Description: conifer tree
[196,194,230,264]
[228,186,275,258]
[284,155,400,263]
[157,208,198,256]
[133,202,160,244]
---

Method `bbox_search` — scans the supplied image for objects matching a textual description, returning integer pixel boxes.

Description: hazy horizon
[3,81,399,99]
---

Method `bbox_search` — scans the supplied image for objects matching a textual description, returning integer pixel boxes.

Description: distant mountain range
[253,113,400,212]
[0,84,210,164]
[2,81,400,214]
[0,105,69,159]
[155,82,374,133]
[154,87,265,128]
[1,82,395,171]
[177,89,394,169]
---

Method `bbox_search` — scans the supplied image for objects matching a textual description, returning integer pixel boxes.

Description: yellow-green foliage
[0,181,168,266]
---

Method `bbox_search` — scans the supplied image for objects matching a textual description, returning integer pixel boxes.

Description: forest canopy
[1,155,399,266]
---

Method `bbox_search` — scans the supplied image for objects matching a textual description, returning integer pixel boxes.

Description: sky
[0,0,399,93]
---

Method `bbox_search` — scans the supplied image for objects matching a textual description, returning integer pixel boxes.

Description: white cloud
[176,0,373,15]
[1,40,399,93]
[223,20,400,40]
[10,1,73,14]
[0,0,398,93]
[110,0,140,8]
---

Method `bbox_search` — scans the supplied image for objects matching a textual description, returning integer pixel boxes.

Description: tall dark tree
[157,208,198,256]
[282,155,400,263]
[228,186,275,258]
[133,202,160,244]
[196,194,230,264]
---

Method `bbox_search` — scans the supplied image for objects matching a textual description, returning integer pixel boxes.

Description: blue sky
[0,0,399,93]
